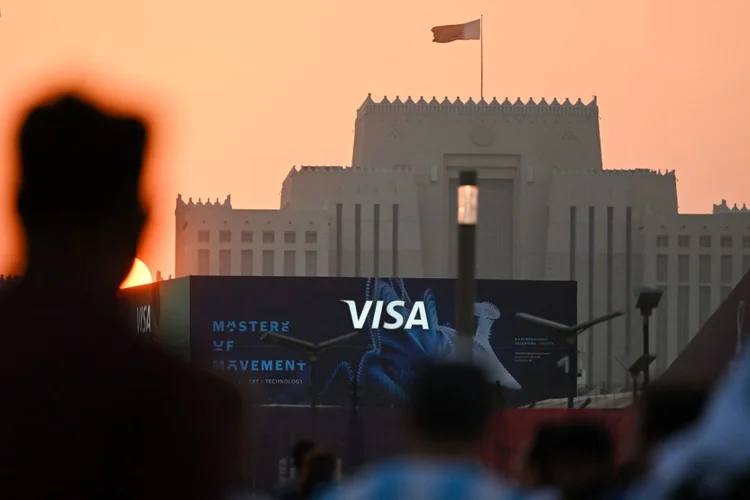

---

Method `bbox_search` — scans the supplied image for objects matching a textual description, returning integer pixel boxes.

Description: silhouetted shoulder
[0,295,242,500]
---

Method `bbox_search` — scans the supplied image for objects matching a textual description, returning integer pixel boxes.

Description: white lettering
[341,300,429,330]
[384,301,404,329]
[136,305,151,334]
[341,300,373,329]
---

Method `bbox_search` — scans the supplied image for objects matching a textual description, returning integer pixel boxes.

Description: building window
[284,250,296,276]
[219,230,231,243]
[305,251,318,277]
[241,250,253,276]
[241,231,253,243]
[678,235,691,248]
[262,231,275,244]
[743,235,750,249]
[284,231,296,244]
[198,249,209,275]
[305,231,317,244]
[721,286,733,302]
[699,236,712,248]
[699,286,711,327]
[721,236,733,249]
[198,230,210,243]
[656,254,668,283]
[721,255,734,284]
[656,235,669,248]
[219,250,231,275]
[262,250,274,276]
[699,255,711,283]
[677,255,690,283]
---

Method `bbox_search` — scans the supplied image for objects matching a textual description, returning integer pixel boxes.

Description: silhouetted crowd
[0,274,20,287]
[2,91,750,500]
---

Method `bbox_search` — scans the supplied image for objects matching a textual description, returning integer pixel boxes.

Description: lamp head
[457,170,478,226]
[635,286,663,315]
[459,170,477,187]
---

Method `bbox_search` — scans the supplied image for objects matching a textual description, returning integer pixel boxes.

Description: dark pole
[632,372,638,402]
[310,351,318,440]
[567,336,577,409]
[347,378,364,472]
[456,170,478,360]
[635,287,661,389]
[642,314,650,387]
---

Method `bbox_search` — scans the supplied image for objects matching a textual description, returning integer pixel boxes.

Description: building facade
[175,94,750,391]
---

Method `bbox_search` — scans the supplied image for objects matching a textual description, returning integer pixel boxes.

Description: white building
[175,94,750,391]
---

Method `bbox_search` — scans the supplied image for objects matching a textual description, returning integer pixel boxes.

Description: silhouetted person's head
[407,362,493,458]
[299,451,337,499]
[16,92,148,294]
[634,381,709,475]
[291,439,316,473]
[546,420,617,500]
[520,423,563,489]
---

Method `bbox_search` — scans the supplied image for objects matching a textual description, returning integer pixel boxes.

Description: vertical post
[456,171,478,361]
[479,15,484,100]
[635,287,661,390]
[348,378,364,473]
[310,351,318,440]
[642,315,650,387]
[567,336,576,409]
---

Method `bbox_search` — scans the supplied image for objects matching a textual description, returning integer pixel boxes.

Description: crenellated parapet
[551,167,676,177]
[356,93,598,119]
[713,199,750,214]
[175,193,232,212]
[288,164,414,175]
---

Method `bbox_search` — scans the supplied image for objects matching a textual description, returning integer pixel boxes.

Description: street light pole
[347,377,364,474]
[642,315,650,386]
[260,330,362,441]
[456,170,478,361]
[310,351,319,436]
[616,353,656,403]
[635,286,663,388]
[515,311,624,408]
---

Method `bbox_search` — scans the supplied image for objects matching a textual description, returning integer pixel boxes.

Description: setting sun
[120,258,153,289]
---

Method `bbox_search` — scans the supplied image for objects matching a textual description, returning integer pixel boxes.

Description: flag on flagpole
[431,19,480,43]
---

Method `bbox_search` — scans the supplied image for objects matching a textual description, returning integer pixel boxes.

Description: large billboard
[118,278,192,360]
[190,276,577,407]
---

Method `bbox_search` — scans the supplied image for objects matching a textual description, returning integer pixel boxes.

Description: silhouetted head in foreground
[407,362,493,458]
[634,381,709,476]
[520,423,563,489]
[545,420,617,500]
[292,439,316,473]
[16,92,148,295]
[299,451,338,499]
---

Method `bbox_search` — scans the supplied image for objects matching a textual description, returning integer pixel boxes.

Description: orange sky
[1,0,749,276]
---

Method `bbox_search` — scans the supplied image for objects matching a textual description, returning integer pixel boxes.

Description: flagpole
[480,15,484,100]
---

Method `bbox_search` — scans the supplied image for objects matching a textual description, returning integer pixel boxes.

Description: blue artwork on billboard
[332,278,521,401]
[190,276,576,407]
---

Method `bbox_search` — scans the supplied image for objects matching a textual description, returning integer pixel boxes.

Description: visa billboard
[189,276,577,407]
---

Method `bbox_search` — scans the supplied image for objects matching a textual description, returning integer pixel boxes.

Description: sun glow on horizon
[120,258,153,289]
